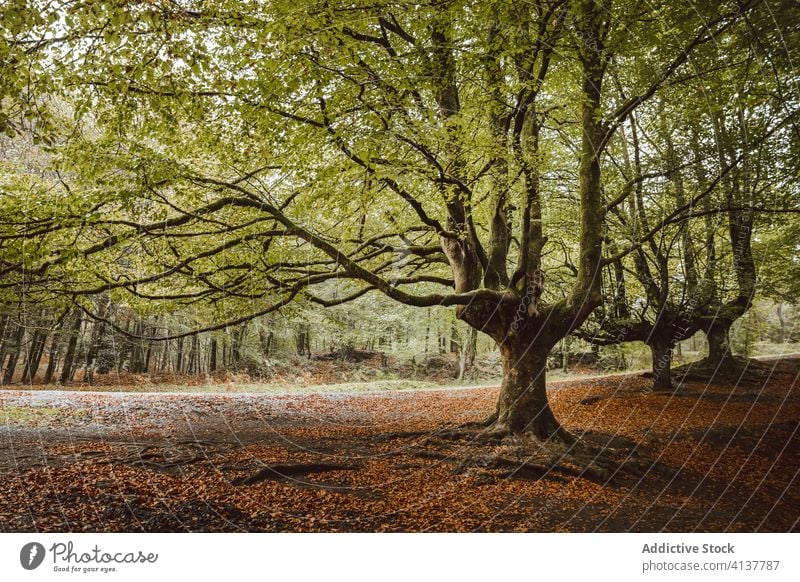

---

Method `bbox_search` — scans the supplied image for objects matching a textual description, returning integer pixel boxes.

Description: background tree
[577,3,800,388]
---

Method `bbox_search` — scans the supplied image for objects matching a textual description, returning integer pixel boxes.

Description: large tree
[1,0,777,445]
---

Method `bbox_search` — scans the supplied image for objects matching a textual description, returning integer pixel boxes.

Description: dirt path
[1,360,799,532]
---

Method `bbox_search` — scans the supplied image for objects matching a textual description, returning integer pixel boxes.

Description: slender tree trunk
[144,336,153,373]
[22,329,48,384]
[43,338,61,384]
[175,337,184,374]
[3,349,21,384]
[83,325,101,383]
[143,324,156,374]
[192,334,200,373]
[562,336,571,372]
[493,339,568,440]
[59,310,83,385]
[2,324,24,384]
[159,340,171,374]
[228,323,248,369]
[450,321,459,353]
[187,334,198,374]
[42,308,70,384]
[776,303,786,344]
[209,338,218,372]
[458,327,477,381]
[232,328,241,369]
[128,320,147,373]
[294,326,310,359]
[0,314,8,359]
[258,329,273,361]
[424,308,431,359]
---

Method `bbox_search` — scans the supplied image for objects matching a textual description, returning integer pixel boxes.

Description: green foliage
[0,0,797,370]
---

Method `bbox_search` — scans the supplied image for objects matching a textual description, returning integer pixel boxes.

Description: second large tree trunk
[705,319,734,366]
[493,339,568,441]
[648,337,673,390]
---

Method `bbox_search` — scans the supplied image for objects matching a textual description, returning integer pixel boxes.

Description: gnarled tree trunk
[493,338,568,441]
[649,337,674,390]
[705,319,734,366]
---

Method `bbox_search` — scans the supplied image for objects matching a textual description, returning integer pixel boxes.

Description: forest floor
[0,356,798,532]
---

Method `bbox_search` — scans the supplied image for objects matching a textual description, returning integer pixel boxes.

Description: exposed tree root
[416,425,647,484]
[458,412,499,429]
[432,413,500,438]
[671,357,782,388]
[94,439,240,472]
[232,462,360,486]
[440,416,575,444]
[371,430,432,442]
[579,395,605,405]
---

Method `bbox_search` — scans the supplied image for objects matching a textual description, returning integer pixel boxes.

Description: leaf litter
[0,360,798,532]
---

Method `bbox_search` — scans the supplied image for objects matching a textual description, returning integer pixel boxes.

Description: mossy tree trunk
[649,337,674,390]
[493,336,568,441]
[705,319,734,366]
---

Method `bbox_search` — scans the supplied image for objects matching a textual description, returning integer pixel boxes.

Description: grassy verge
[11,378,453,395]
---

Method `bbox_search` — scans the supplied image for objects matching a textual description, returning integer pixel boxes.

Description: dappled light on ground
[1,360,798,532]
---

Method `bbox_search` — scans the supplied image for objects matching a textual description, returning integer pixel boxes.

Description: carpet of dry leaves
[1,359,798,532]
